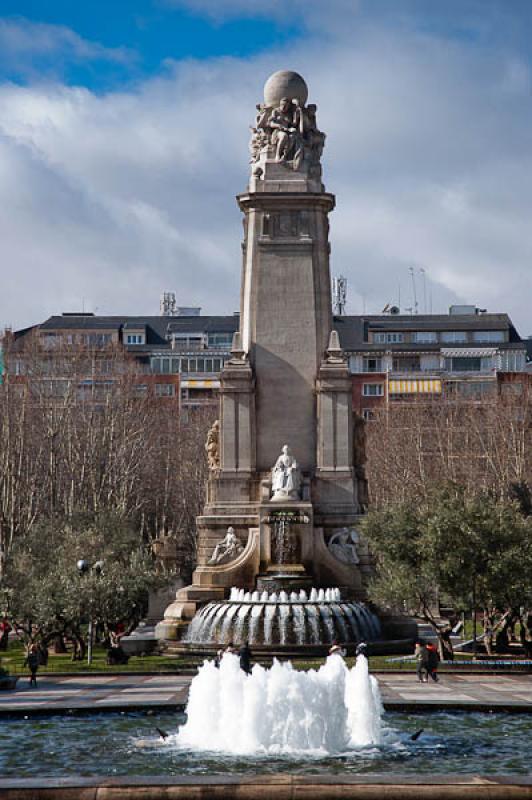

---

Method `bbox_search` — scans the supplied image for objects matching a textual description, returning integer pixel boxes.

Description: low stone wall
[0,776,531,799]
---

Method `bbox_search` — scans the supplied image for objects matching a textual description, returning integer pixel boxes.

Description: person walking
[426,642,440,682]
[355,641,368,660]
[414,641,429,683]
[329,640,347,658]
[24,644,40,688]
[239,642,253,674]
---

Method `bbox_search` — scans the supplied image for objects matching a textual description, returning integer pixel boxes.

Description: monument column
[237,70,334,474]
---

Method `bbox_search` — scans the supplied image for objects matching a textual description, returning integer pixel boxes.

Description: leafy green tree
[0,514,159,656]
[362,483,532,654]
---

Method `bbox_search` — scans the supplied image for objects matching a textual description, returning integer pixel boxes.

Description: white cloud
[0,14,531,333]
[0,17,133,66]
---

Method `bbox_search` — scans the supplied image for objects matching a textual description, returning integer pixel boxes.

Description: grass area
[0,641,200,675]
[1,640,416,676]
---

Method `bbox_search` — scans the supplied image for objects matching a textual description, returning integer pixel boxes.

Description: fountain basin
[1,711,530,779]
[184,586,381,648]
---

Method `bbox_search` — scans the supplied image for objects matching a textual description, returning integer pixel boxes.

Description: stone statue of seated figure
[271,444,301,501]
[208,527,243,565]
[328,528,360,565]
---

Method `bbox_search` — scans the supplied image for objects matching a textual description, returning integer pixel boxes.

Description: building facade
[10,305,529,413]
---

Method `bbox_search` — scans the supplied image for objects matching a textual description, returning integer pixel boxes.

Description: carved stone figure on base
[208,527,243,565]
[249,72,325,177]
[205,419,220,471]
[328,528,360,565]
[271,444,301,501]
[268,97,301,164]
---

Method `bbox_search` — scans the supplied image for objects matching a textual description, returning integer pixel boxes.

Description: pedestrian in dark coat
[24,644,40,687]
[239,642,252,674]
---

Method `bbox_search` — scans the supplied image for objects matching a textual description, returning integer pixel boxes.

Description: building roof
[16,311,526,353]
[334,312,523,349]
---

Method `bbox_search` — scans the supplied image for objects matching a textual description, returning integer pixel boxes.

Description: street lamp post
[76,559,103,666]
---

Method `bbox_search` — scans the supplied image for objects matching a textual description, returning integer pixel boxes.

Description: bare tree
[0,332,212,580]
[366,388,532,508]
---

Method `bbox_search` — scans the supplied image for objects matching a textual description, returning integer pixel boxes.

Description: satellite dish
[390,306,400,315]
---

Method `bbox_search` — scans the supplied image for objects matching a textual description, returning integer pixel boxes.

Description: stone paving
[0,672,530,714]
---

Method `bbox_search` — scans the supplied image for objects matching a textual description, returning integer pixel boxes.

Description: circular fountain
[184,586,381,653]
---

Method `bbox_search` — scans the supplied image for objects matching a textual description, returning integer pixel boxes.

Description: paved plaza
[0,672,530,715]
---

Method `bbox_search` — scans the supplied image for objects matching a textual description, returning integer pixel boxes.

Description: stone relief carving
[205,419,220,471]
[271,444,302,501]
[208,526,243,565]
[250,97,325,174]
[328,528,360,565]
[261,211,311,240]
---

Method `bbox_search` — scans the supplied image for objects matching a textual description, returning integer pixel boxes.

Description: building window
[392,356,421,372]
[472,330,505,343]
[446,381,496,398]
[126,334,144,345]
[413,331,437,343]
[374,332,404,344]
[83,333,112,346]
[446,357,482,372]
[171,335,205,351]
[501,382,523,396]
[362,383,384,397]
[208,333,233,349]
[362,408,375,421]
[440,331,468,343]
[134,384,148,397]
[155,383,176,397]
[363,357,382,372]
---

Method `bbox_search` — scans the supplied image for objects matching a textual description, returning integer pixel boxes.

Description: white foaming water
[176,654,382,755]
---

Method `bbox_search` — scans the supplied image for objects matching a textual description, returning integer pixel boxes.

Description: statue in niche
[205,419,220,471]
[271,444,301,501]
[208,526,243,565]
[328,528,360,565]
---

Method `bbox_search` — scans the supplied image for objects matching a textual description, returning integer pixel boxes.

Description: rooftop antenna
[398,282,401,313]
[409,267,418,314]
[160,292,177,317]
[332,275,347,316]
[420,267,427,314]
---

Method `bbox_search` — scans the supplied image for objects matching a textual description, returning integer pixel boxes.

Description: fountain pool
[1,709,531,778]
[1,656,531,778]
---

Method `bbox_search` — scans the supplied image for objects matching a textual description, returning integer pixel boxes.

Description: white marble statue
[271,444,301,501]
[328,528,360,565]
[208,527,243,565]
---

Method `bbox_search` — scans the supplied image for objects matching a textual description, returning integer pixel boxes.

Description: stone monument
[157,70,374,642]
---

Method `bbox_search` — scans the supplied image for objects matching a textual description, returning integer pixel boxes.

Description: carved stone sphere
[264,70,308,108]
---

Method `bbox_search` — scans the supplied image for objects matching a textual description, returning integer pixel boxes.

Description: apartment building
[10,305,529,414]
[336,306,528,418]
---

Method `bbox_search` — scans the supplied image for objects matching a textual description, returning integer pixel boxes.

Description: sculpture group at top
[250,70,325,176]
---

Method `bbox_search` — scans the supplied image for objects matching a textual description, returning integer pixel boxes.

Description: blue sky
[0,1,300,88]
[0,1,531,332]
